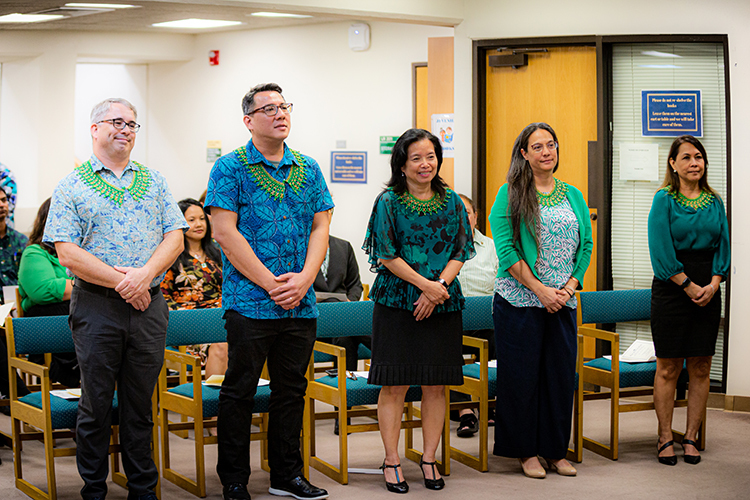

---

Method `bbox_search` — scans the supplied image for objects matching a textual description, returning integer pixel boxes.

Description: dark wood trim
[474,35,596,49]
[600,34,727,44]
[411,62,427,128]
[473,40,487,233]
[721,35,732,394]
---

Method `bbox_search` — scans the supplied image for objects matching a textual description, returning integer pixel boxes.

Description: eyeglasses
[98,118,141,133]
[247,103,293,117]
[529,141,558,154]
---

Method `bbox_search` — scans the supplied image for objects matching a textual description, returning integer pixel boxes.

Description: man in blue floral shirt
[0,187,27,294]
[44,98,186,500]
[205,83,332,500]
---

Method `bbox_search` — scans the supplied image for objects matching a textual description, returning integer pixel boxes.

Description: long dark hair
[507,122,560,246]
[28,198,56,255]
[170,198,221,275]
[386,128,448,199]
[660,135,717,197]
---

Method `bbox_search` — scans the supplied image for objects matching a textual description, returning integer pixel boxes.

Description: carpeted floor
[1,399,749,499]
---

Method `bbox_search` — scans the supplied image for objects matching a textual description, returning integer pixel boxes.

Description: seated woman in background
[18,197,79,387]
[161,198,226,379]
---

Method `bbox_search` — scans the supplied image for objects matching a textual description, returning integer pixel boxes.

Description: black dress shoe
[419,459,445,490]
[269,475,328,499]
[380,461,409,494]
[223,482,251,500]
[456,412,479,438]
[681,439,702,465]
[333,417,352,436]
[657,439,677,466]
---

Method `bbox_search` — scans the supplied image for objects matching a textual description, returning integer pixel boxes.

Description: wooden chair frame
[5,316,160,500]
[577,290,706,460]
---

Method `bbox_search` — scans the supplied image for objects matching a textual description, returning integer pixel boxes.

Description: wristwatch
[680,277,692,289]
[436,278,449,289]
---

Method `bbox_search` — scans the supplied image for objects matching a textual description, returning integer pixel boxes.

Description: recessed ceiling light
[250,12,312,19]
[0,13,66,23]
[64,3,138,8]
[152,18,242,29]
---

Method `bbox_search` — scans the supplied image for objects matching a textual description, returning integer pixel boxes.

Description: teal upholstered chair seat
[313,344,372,364]
[19,392,119,430]
[314,375,422,406]
[166,383,271,419]
[461,364,497,396]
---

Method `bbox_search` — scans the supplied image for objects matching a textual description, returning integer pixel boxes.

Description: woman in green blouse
[18,197,79,387]
[364,128,474,493]
[648,135,730,466]
[489,123,592,479]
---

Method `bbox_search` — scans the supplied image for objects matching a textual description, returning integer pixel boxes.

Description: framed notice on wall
[641,90,702,137]
[330,152,367,183]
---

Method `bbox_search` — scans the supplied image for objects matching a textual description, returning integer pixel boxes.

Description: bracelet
[564,286,574,298]
[709,283,715,293]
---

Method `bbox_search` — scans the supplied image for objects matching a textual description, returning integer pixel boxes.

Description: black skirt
[367,303,464,386]
[651,250,721,358]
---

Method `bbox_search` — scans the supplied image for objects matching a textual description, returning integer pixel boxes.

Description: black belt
[75,278,160,299]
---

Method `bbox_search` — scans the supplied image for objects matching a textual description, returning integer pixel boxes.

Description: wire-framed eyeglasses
[247,103,294,117]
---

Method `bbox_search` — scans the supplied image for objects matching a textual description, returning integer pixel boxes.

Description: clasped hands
[685,282,716,307]
[268,272,311,310]
[413,280,450,321]
[114,265,153,311]
[537,286,571,314]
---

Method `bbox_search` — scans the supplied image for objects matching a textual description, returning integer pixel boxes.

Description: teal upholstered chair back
[579,289,651,325]
[165,308,226,346]
[462,295,494,331]
[316,300,374,339]
[12,315,74,355]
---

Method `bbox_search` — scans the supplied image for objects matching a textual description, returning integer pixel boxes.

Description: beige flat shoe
[545,458,577,476]
[519,457,546,479]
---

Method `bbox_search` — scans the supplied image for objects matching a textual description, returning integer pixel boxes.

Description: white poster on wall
[431,114,454,158]
[619,143,659,181]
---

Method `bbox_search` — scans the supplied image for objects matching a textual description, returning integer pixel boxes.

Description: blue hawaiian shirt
[205,139,334,320]
[43,155,187,287]
[0,227,27,289]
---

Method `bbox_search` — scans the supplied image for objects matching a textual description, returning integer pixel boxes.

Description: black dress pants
[70,286,167,500]
[217,311,316,486]
[493,295,577,459]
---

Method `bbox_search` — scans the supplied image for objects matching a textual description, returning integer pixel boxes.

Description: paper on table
[0,301,15,321]
[475,360,497,368]
[604,339,656,363]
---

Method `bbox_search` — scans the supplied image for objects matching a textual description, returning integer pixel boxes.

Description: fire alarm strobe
[209,50,220,66]
[348,23,370,51]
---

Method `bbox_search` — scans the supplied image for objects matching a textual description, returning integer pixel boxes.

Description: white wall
[453,0,750,396]
[147,21,453,288]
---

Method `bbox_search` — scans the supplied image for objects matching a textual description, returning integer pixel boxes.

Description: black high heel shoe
[657,439,677,466]
[380,461,409,494]
[419,459,445,490]
[681,439,701,465]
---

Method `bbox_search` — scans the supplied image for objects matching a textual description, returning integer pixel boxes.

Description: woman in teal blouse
[364,128,474,493]
[648,135,730,466]
[18,197,79,387]
[489,122,592,479]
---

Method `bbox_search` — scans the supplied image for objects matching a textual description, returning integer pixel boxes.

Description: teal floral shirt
[496,198,579,309]
[363,188,475,312]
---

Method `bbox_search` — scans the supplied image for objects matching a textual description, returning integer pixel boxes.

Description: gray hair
[90,98,138,124]
[242,83,283,115]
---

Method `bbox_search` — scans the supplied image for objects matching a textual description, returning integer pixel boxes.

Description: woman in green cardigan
[18,197,78,387]
[489,123,592,479]
[648,136,729,466]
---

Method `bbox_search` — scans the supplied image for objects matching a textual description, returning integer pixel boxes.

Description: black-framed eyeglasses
[98,118,141,133]
[247,103,293,117]
[529,141,558,154]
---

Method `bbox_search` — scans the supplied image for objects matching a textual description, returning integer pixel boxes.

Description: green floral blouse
[362,188,475,313]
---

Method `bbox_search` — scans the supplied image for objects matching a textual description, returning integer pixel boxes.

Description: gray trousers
[69,285,167,500]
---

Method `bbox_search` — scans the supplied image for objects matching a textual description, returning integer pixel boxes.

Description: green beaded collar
[537,178,568,207]
[664,187,715,210]
[235,146,307,201]
[75,160,151,206]
[396,188,448,215]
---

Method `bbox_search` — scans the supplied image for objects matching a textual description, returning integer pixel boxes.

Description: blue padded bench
[5,315,145,500]
[307,300,437,485]
[577,289,702,460]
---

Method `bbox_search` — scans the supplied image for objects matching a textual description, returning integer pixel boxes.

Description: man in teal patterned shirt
[0,187,27,293]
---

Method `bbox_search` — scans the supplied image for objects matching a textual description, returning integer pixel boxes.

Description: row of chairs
[2,289,704,500]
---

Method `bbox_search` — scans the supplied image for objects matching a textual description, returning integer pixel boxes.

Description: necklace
[396,188,448,215]
[537,178,568,207]
[234,146,307,201]
[190,250,208,269]
[76,160,151,206]
[666,187,715,210]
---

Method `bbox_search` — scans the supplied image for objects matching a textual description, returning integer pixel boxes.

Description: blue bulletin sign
[331,151,367,183]
[642,90,702,137]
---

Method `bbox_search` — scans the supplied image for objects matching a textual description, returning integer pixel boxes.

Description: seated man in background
[453,194,499,437]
